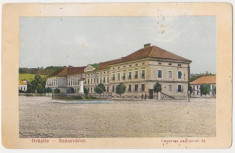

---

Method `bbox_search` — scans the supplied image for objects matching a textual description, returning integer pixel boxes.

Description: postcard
[1,3,232,148]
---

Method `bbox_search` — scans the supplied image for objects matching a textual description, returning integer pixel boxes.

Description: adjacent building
[190,75,216,96]
[46,44,192,99]
[19,80,27,91]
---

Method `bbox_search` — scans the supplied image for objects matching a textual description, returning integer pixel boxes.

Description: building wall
[19,85,27,91]
[191,83,216,96]
[46,58,190,99]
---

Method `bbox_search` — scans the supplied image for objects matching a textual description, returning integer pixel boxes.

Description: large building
[46,44,192,99]
[190,75,216,97]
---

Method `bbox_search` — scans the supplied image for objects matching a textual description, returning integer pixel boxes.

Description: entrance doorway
[149,89,153,99]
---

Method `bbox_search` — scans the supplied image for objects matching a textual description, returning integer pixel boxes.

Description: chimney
[144,43,151,48]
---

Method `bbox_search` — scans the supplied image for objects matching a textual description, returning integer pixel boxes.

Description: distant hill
[19,66,65,76]
[19,73,47,82]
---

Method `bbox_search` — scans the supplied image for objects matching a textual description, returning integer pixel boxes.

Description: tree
[54,88,60,94]
[212,86,216,97]
[154,82,162,100]
[46,87,52,93]
[83,87,89,96]
[67,87,75,93]
[200,84,210,96]
[153,82,162,93]
[116,83,126,97]
[95,83,106,95]
[188,86,193,95]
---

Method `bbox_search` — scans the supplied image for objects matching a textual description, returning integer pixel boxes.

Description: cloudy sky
[20,16,216,74]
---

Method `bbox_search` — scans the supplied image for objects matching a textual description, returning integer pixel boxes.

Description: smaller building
[19,80,28,92]
[190,75,216,97]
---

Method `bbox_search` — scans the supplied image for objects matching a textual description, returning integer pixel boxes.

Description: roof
[19,80,27,85]
[190,76,216,85]
[48,45,191,77]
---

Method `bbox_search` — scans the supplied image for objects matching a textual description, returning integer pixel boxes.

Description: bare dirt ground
[19,96,215,138]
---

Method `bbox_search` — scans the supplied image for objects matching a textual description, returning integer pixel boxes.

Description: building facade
[46,44,192,99]
[190,75,216,97]
[19,80,27,91]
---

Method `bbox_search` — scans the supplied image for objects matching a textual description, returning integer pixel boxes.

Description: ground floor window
[128,85,131,92]
[135,84,138,92]
[141,84,145,91]
[168,85,172,92]
[177,85,182,92]
[107,86,109,92]
[112,86,115,92]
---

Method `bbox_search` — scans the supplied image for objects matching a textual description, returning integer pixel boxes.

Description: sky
[20,16,216,74]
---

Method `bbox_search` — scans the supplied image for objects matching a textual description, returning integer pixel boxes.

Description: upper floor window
[118,73,121,80]
[128,72,132,79]
[168,70,173,79]
[123,73,126,80]
[135,71,138,79]
[141,69,145,78]
[168,63,172,66]
[178,71,182,79]
[103,77,106,83]
[178,64,182,67]
[158,70,162,78]
[107,77,109,83]
[158,62,162,65]
[112,73,115,81]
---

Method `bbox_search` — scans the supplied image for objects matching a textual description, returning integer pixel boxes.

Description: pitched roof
[48,45,191,76]
[190,76,216,85]
[19,80,27,85]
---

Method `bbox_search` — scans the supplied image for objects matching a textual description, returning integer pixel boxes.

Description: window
[112,73,115,81]
[141,69,145,78]
[128,85,131,92]
[168,63,172,66]
[100,78,102,83]
[91,79,92,84]
[135,84,138,92]
[107,77,109,83]
[178,64,182,67]
[135,64,138,66]
[158,70,162,78]
[103,77,105,83]
[141,84,145,91]
[128,72,132,79]
[112,86,115,92]
[107,87,109,92]
[123,73,126,80]
[88,79,89,85]
[158,62,161,65]
[178,85,182,92]
[118,73,121,80]
[90,87,92,93]
[178,71,182,79]
[97,78,99,83]
[168,85,172,92]
[168,71,173,79]
[135,71,138,79]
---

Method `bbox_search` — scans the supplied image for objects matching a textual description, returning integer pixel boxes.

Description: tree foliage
[153,82,162,93]
[200,84,210,96]
[54,88,60,94]
[95,83,106,95]
[46,87,52,93]
[83,87,89,96]
[67,87,75,93]
[116,83,126,96]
